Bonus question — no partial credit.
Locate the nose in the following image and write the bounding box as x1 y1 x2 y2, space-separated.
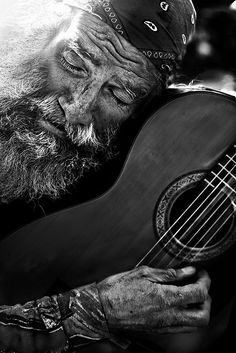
58 87 96 126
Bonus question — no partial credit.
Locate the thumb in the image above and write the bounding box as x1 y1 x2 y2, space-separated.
146 266 196 283
174 266 196 282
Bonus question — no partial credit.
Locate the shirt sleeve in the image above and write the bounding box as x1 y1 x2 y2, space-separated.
0 283 110 353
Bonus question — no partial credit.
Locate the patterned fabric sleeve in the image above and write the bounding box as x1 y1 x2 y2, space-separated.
60 283 110 348
0 283 111 353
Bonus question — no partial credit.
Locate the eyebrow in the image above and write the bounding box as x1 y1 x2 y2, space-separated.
68 41 101 67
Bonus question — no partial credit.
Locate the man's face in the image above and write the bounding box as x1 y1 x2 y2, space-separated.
0 0 161 202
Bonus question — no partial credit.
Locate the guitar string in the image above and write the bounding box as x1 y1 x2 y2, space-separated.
152 164 236 267
136 151 236 267
211 171 235 193
181 163 236 263
148 177 232 267
136 159 235 267
167 179 231 249
188 208 235 262
147 173 235 268
135 171 229 267
166 190 234 267
163 166 236 267
165 163 236 267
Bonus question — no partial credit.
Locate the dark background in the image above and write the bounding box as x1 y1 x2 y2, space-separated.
181 0 236 80
194 0 232 9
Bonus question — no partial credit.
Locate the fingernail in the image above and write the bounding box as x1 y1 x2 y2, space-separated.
181 266 195 274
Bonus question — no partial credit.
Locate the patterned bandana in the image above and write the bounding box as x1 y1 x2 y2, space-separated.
63 0 196 74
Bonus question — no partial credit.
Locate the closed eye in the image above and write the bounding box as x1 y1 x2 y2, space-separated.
59 49 87 76
111 87 136 106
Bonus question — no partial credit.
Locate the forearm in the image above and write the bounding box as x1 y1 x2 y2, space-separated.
0 283 109 353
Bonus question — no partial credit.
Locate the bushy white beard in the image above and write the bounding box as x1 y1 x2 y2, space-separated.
0 1 121 203
0 92 118 203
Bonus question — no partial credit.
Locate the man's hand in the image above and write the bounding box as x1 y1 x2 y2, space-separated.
97 266 211 335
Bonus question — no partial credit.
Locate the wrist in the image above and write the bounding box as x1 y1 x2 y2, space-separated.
58 283 110 341
97 280 123 333
97 281 131 349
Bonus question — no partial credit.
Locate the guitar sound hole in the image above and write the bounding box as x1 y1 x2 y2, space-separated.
169 185 234 249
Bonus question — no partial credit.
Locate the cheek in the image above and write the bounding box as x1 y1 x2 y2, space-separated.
95 97 134 129
47 60 72 91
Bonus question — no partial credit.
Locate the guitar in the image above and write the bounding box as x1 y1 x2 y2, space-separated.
0 90 236 352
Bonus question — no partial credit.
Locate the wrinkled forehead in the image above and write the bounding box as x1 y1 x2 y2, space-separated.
0 0 160 90
63 8 158 73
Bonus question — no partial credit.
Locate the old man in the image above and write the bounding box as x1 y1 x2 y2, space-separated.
0 1 211 352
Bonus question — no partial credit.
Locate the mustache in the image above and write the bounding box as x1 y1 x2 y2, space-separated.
65 121 119 150
65 122 102 148
0 93 119 156
33 95 119 150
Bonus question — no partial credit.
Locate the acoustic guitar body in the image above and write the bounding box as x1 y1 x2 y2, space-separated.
1 91 236 352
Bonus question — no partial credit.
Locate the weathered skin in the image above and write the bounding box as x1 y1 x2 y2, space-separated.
98 266 211 334
0 0 160 135
46 10 160 132
0 0 162 201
